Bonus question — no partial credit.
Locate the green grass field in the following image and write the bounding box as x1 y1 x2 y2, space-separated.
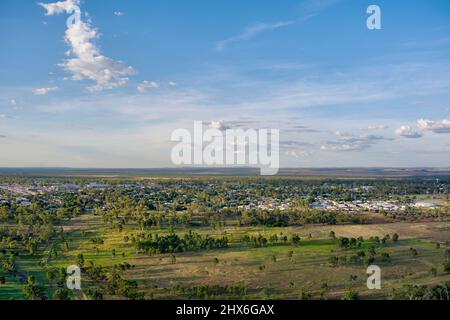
2 213 449 300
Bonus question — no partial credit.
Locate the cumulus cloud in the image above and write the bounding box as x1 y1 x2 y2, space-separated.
417 118 450 134
208 120 230 131
137 81 160 93
215 21 294 51
168 81 178 87
321 133 390 152
114 11 124 16
39 0 135 92
10 99 17 106
208 120 231 131
39 0 79 15
33 86 59 95
395 125 423 138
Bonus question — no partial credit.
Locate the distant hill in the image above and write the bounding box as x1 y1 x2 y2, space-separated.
0 167 449 178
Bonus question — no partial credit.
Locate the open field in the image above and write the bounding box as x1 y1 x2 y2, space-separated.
2 214 449 300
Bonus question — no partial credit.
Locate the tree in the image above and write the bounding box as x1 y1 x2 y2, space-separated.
329 231 336 240
86 289 103 300
392 233 399 242
365 256 375 266
0 206 9 222
381 252 391 262
300 291 312 300
443 260 450 273
328 256 339 267
319 282 329 300
291 234 301 245
287 251 294 260
53 288 71 300
77 253 85 267
429 267 438 277
342 287 359 300
23 276 47 300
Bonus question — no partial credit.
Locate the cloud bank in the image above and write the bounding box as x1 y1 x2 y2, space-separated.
417 118 450 134
321 133 390 152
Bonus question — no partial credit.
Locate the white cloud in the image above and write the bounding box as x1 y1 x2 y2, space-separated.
169 81 178 87
0 114 7 119
33 86 59 95
366 124 388 130
417 118 450 134
39 0 79 15
335 131 352 137
395 125 423 138
285 150 313 159
137 81 160 93
215 21 294 51
321 143 356 152
10 99 17 106
321 132 390 152
208 120 230 131
114 11 124 17
39 0 135 92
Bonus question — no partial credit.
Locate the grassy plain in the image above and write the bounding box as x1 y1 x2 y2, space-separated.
2 212 449 300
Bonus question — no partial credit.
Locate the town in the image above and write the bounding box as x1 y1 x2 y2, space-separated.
0 179 446 214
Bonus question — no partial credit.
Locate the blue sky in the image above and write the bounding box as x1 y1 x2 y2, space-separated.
0 0 449 167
